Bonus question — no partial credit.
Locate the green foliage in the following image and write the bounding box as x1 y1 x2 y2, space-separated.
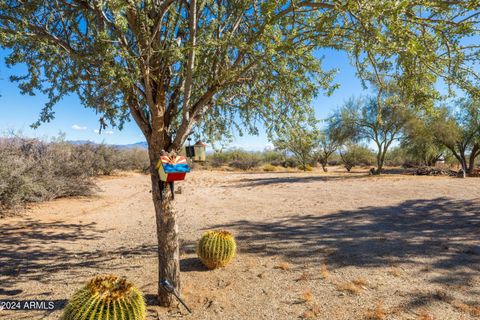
197 230 237 269
271 116 320 171
317 124 346 172
262 164 278 172
339 144 375 172
430 98 480 175
331 86 412 173
402 113 445 166
1 1 477 152
384 147 408 167
63 275 146 320
206 149 288 170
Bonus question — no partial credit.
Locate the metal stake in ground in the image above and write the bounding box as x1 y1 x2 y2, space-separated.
160 279 192 313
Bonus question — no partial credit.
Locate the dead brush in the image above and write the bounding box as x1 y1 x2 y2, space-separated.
274 262 291 271
352 277 368 287
296 272 311 282
320 263 329 279
388 267 402 277
302 303 321 319
418 310 435 320
452 301 480 317
337 277 369 294
364 303 387 320
337 282 362 294
301 290 314 303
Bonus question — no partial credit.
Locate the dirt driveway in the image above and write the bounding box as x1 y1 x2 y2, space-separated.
0 170 479 319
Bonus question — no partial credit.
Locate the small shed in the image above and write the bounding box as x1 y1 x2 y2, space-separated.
193 141 207 162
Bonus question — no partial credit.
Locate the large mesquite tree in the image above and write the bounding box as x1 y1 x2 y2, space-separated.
1 0 478 306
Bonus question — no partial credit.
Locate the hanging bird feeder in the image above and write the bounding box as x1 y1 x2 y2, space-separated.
156 154 191 182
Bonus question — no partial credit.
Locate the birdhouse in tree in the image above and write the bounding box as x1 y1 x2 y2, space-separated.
156 155 190 182
193 141 207 162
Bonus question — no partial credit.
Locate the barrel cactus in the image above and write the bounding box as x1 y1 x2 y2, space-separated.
197 230 237 269
62 275 146 320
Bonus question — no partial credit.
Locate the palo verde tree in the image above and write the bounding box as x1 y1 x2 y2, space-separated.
331 93 412 174
431 99 480 177
402 112 446 166
271 114 320 171
317 118 349 172
1 1 479 306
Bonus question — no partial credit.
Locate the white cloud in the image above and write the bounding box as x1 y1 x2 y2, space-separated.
72 124 87 131
93 129 114 135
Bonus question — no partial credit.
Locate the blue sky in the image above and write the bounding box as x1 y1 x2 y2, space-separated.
0 48 364 150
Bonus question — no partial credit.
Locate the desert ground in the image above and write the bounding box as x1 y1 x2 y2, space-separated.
0 168 479 320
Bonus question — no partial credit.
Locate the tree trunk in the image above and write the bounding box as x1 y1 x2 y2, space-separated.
468 145 478 176
149 150 180 307
321 162 328 172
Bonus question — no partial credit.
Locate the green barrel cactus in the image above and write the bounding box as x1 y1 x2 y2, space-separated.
197 230 237 269
62 275 146 320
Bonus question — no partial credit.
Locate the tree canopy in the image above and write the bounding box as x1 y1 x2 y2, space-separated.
1 1 479 151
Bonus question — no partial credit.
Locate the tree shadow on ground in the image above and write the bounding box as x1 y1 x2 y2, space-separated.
0 218 155 294
231 173 368 187
212 197 480 293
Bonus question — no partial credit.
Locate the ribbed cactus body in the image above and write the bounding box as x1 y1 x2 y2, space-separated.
62 275 146 320
197 230 237 269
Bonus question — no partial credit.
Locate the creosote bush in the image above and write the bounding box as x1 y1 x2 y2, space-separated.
0 136 149 214
63 275 146 320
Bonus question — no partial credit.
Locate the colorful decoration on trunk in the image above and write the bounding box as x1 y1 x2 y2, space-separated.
156 155 190 182
62 274 146 320
197 230 237 269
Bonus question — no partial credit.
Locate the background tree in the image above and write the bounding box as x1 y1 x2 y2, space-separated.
402 113 445 166
317 119 350 172
331 91 412 174
431 99 480 177
1 0 479 306
339 143 375 172
271 116 320 171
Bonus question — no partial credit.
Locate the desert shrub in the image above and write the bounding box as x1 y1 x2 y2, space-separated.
340 144 375 172
0 136 150 213
229 153 262 170
262 149 285 165
0 138 96 213
208 152 232 167
263 164 278 172
298 164 313 171
385 147 408 167
207 149 262 170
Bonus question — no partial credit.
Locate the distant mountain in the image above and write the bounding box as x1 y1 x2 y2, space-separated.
115 141 148 150
67 140 148 150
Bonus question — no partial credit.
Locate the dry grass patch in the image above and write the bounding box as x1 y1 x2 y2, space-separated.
364 303 387 320
418 310 435 320
337 276 369 294
337 282 363 294
302 304 321 319
320 263 329 279
301 290 314 303
274 262 291 271
296 272 311 282
388 267 402 277
452 301 480 317
352 277 368 287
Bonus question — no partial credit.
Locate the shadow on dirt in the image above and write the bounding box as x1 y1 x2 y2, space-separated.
0 218 157 294
212 197 480 293
232 173 368 187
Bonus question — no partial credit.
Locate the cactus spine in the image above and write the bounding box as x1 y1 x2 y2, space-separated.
197 230 237 269
62 275 146 320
